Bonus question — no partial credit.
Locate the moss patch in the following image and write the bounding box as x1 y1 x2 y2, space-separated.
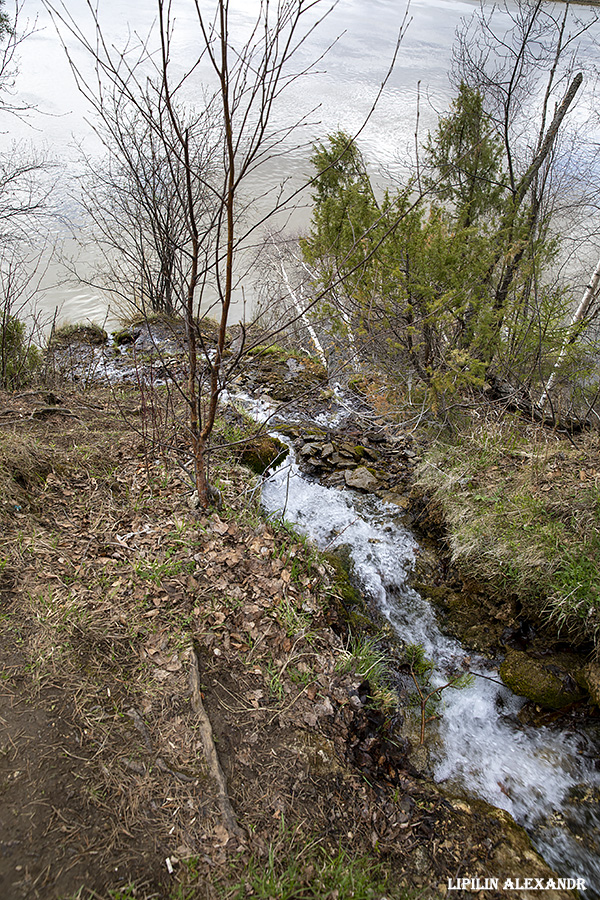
49 323 108 347
500 649 586 709
238 434 288 474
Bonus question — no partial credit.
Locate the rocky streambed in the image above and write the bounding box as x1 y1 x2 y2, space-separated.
237 386 600 895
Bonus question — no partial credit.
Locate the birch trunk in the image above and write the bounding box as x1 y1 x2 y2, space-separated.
537 255 600 411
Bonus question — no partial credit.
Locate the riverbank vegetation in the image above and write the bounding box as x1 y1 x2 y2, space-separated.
285 0 600 655
415 407 600 649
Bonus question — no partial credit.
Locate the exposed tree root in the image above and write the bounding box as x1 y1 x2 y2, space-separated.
189 645 245 840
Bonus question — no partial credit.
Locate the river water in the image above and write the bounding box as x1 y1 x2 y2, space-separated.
259 437 600 892
7 0 595 329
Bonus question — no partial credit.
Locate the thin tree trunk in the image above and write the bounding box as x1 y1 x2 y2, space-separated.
537 255 600 411
479 72 583 367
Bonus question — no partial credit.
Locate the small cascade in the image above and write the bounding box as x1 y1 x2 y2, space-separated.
261 446 600 894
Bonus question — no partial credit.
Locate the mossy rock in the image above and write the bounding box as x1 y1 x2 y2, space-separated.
239 435 288 474
323 548 361 604
413 582 455 607
500 649 586 709
322 546 374 632
50 323 108 348
112 327 140 346
273 423 301 440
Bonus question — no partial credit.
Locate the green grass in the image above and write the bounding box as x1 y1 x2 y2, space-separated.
416 415 600 647
335 635 392 697
215 823 405 900
99 829 411 900
49 321 108 346
224 845 386 900
549 532 600 643
133 556 194 584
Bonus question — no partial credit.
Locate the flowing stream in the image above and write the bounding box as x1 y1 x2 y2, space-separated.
260 441 600 892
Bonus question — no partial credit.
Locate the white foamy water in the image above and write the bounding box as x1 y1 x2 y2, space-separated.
261 448 600 892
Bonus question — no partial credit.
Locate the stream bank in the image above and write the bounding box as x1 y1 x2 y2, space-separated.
273 412 600 715
0 381 579 900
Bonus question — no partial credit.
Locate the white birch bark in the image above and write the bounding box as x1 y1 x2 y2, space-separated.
537 256 600 411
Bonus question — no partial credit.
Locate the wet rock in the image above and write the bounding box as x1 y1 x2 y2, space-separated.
323 547 366 614
331 453 356 468
344 467 380 492
299 442 323 458
500 650 586 709
582 661 600 707
273 423 301 440
239 435 288 474
435 791 580 898
381 490 410 509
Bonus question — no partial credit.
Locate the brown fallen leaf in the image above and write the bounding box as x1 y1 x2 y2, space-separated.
211 516 229 536
212 823 231 846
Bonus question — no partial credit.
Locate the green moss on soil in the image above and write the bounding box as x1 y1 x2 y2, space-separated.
499 649 586 709
50 323 108 347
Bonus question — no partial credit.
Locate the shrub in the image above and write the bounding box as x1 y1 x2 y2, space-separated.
0 314 40 389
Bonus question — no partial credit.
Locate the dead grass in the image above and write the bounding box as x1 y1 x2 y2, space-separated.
416 407 600 648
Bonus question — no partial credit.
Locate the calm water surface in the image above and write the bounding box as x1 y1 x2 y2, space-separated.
5 0 475 326
4 0 596 326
